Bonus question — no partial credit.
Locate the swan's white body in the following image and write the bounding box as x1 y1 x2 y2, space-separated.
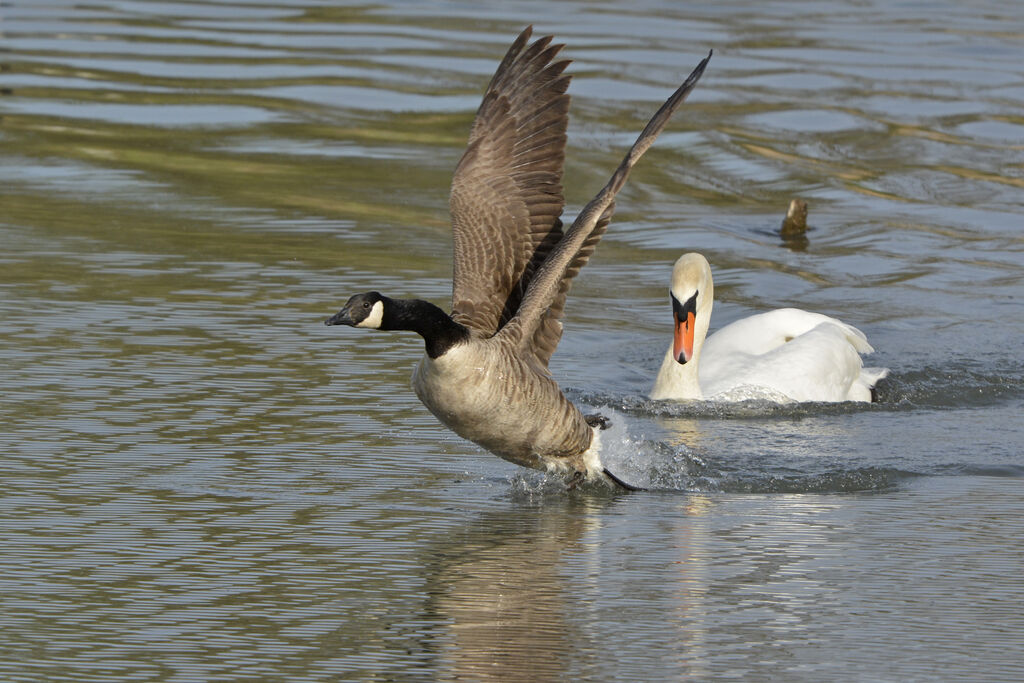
650 254 888 403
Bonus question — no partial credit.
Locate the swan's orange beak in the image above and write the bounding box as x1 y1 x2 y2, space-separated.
673 310 695 364
671 291 698 364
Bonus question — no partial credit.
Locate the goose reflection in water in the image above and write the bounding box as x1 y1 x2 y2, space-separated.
416 494 721 679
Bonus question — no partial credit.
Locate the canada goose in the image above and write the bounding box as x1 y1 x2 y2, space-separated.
650 253 888 403
326 27 711 486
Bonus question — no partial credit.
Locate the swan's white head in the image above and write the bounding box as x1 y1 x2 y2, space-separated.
668 253 714 364
325 291 385 329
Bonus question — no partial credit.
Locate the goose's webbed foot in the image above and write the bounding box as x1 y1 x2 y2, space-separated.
584 413 611 430
565 470 586 491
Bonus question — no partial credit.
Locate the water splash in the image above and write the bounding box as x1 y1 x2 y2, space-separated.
563 355 1024 494
591 412 915 494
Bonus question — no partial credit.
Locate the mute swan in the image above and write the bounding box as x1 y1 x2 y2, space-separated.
650 253 888 403
326 28 711 485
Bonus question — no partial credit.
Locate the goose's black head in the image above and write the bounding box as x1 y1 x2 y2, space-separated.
324 292 469 358
326 291 385 329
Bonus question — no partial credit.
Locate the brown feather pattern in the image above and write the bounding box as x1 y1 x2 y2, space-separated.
449 26 571 346
450 27 710 376
502 48 711 355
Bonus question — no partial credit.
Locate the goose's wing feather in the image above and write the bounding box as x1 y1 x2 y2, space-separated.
449 27 571 338
701 310 877 402
502 51 712 364
525 203 614 374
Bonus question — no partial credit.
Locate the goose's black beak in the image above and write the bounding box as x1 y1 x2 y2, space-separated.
325 305 354 326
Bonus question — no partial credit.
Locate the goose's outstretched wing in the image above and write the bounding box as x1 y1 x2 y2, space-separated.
449 26 572 338
503 51 712 362
525 203 614 374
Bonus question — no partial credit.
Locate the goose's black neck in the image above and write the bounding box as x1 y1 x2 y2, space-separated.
382 297 470 359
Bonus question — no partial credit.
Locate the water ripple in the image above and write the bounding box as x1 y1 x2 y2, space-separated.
2 2 1024 681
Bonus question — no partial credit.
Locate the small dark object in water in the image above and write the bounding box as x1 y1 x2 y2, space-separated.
780 198 808 237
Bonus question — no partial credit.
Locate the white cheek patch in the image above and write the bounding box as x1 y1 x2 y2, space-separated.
356 300 384 329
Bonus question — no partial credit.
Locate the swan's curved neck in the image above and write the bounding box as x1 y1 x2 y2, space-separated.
381 297 470 359
651 345 704 400
651 290 711 400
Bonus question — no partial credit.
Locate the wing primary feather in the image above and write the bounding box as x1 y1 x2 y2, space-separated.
476 26 534 108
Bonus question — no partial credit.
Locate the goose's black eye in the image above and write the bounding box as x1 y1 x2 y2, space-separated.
363 302 370 309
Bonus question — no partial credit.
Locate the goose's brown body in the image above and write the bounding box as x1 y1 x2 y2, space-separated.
413 337 593 472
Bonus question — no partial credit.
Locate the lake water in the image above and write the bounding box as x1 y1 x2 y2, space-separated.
2 1 1023 680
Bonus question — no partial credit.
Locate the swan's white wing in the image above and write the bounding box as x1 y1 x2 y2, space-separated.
703 308 872 359
701 319 875 402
